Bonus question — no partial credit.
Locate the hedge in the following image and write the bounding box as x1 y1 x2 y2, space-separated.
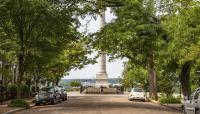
8 99 30 109
160 97 181 104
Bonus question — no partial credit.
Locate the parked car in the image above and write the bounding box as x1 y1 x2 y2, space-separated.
128 88 146 102
183 87 200 114
58 86 68 101
35 86 62 105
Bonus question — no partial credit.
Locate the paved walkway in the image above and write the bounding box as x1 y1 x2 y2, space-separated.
13 92 180 114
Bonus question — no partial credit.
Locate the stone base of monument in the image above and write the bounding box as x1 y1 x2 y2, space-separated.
82 88 123 94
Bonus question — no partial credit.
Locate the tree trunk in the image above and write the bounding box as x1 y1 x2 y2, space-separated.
147 55 158 100
55 78 60 86
179 61 192 98
16 0 25 99
17 54 24 99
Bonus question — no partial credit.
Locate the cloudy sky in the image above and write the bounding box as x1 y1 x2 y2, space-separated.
63 8 127 79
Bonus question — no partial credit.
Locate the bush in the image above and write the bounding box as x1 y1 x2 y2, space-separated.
70 81 81 87
0 96 3 103
8 84 17 99
160 97 181 104
8 99 30 109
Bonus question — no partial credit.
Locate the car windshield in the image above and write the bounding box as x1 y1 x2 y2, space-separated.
133 88 143 92
39 87 53 93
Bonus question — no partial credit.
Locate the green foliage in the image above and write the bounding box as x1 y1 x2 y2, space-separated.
0 0 94 98
93 0 167 100
7 84 17 93
8 99 30 108
93 0 166 62
122 62 148 91
160 1 200 96
70 81 81 87
159 97 181 104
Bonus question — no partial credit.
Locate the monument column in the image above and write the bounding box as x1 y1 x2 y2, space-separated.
96 10 109 88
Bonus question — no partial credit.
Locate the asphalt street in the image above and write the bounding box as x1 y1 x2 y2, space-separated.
15 93 181 114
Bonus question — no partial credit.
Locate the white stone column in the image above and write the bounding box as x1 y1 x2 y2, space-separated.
96 10 109 88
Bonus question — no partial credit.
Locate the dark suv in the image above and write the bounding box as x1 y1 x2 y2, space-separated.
183 87 200 114
35 86 61 105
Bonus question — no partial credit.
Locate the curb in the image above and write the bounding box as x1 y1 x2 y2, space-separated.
160 104 182 111
2 108 25 114
150 99 182 111
2 104 35 114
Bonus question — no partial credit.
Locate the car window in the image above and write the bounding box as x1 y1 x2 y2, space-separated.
40 87 53 93
132 88 143 92
194 90 200 99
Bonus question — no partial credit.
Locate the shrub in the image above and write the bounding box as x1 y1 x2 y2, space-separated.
8 99 30 109
160 97 181 104
0 96 3 103
70 81 81 87
8 84 17 99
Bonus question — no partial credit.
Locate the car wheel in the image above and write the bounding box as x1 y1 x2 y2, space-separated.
196 110 200 114
58 96 62 103
182 107 187 114
52 97 57 105
59 99 62 103
35 102 40 106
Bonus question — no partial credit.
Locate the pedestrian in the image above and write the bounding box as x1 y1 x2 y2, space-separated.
100 85 103 94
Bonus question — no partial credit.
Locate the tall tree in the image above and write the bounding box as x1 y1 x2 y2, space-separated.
0 0 81 98
161 0 200 97
93 0 167 100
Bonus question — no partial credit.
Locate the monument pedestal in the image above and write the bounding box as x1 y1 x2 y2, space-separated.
96 73 109 88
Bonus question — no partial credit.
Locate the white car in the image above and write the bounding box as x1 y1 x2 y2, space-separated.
128 88 146 101
182 87 200 114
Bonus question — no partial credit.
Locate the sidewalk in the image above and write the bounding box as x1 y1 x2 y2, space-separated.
150 99 182 111
0 98 35 114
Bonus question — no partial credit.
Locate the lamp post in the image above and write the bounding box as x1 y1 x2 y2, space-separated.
13 64 16 83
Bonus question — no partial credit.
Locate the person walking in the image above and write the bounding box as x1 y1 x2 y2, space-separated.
100 85 103 94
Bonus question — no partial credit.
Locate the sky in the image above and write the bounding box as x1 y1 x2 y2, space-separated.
63 8 127 79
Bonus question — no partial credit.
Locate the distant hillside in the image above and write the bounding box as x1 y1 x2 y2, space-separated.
59 78 122 86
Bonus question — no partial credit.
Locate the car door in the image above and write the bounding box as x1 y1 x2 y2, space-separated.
185 89 200 114
191 90 200 114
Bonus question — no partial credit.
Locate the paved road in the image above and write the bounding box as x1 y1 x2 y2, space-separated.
15 94 181 114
